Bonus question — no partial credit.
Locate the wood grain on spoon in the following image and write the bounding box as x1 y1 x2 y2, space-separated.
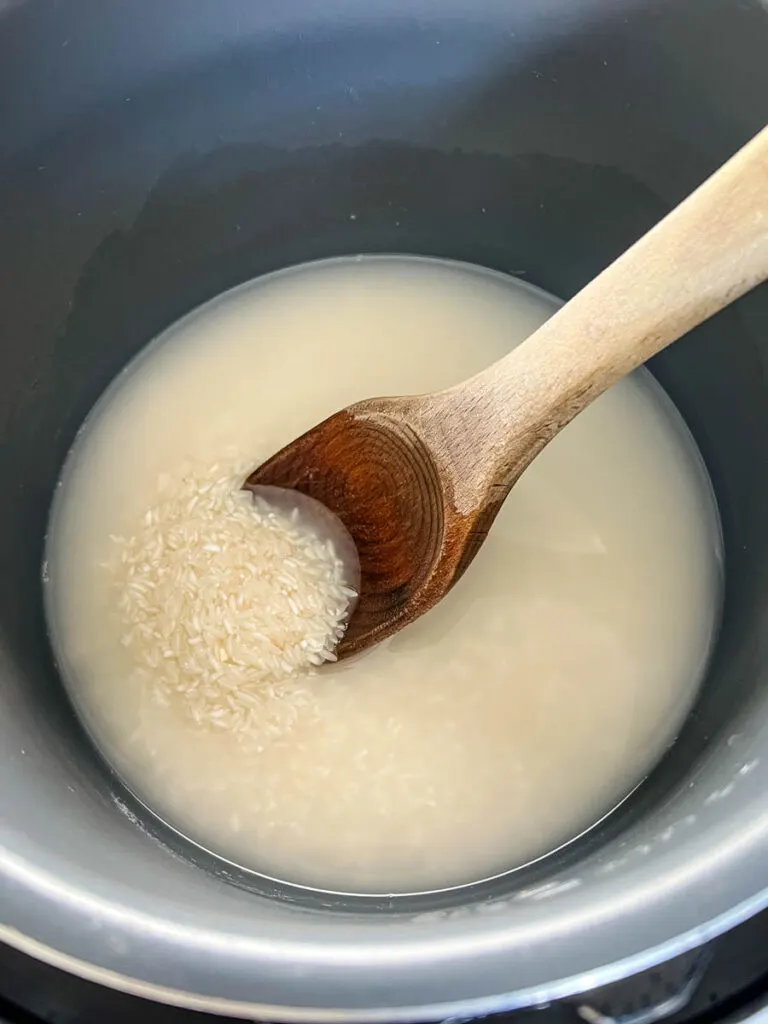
245 125 768 658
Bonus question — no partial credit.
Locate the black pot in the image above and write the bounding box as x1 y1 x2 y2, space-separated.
1 1 768 1019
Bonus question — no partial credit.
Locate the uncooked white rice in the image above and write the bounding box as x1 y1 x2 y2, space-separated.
102 459 355 733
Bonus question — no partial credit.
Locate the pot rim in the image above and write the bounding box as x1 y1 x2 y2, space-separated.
3 888 768 1022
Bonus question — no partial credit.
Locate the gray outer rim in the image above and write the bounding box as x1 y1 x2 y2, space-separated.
2 772 768 1022
2 890 768 1022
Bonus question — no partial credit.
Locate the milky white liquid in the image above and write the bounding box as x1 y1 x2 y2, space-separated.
46 256 722 895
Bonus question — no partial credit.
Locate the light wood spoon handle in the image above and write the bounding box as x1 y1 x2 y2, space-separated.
434 125 768 505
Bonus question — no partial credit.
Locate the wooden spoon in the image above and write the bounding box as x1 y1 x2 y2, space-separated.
245 126 768 659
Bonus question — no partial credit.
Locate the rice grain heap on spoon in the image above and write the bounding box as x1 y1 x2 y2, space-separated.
104 460 355 733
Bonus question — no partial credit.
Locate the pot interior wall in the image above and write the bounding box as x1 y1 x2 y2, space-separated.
1 0 768 1018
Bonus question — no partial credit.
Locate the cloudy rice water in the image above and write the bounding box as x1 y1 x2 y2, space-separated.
46 256 722 894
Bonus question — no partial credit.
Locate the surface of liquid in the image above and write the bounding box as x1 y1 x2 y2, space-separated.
46 256 722 895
